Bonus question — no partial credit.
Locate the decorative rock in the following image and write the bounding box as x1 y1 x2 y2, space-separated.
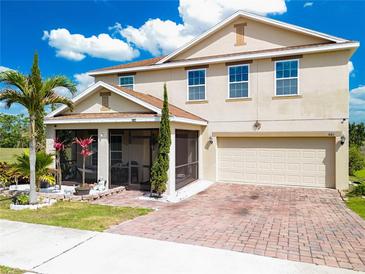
10 199 57 210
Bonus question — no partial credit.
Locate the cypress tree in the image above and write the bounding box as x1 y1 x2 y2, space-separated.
150 83 171 196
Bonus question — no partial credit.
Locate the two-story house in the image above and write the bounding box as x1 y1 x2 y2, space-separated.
45 11 359 197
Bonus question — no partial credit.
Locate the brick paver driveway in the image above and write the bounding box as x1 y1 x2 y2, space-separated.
107 183 365 271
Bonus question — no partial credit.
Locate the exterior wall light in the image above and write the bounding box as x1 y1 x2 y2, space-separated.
254 120 261 130
209 136 213 144
340 135 346 145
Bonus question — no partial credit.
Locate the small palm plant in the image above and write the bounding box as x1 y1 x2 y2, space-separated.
74 137 94 188
0 53 76 204
13 151 55 191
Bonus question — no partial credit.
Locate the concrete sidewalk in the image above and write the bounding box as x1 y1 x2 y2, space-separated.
0 220 362 274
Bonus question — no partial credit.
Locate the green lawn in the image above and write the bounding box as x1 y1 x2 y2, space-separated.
0 148 28 164
347 197 365 219
0 265 23 274
354 169 365 181
0 196 152 231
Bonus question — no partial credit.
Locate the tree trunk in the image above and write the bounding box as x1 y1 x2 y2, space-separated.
29 116 37 204
82 156 85 187
57 152 62 191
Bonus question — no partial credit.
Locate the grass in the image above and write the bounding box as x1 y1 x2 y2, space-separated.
354 169 365 181
347 197 365 220
0 265 23 274
0 196 152 231
0 148 28 164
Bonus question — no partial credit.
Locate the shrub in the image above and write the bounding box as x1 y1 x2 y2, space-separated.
0 162 26 188
349 146 365 176
12 193 30 205
348 183 365 197
12 151 55 190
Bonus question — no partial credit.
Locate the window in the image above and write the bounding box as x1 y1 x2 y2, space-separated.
187 69 206 101
275 60 299 96
228 65 249 98
119 75 134 90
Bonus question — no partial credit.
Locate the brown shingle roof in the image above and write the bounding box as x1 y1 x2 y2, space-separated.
90 56 165 72
89 42 352 74
110 84 206 122
48 84 206 123
47 112 157 120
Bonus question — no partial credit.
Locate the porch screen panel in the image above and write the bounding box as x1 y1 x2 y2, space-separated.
175 130 199 190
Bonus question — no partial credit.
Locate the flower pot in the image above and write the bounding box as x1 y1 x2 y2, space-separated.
40 181 51 189
74 186 91 196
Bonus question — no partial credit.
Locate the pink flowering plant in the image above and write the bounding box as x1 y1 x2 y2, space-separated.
74 137 94 187
53 138 65 190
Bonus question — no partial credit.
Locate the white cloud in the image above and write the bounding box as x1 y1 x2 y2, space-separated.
54 73 94 97
349 61 355 77
0 66 12 72
117 20 194 56
179 0 287 34
42 28 139 62
350 86 365 122
303 2 313 8
74 73 94 93
115 0 287 56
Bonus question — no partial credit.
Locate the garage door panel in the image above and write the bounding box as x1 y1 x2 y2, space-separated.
217 137 335 188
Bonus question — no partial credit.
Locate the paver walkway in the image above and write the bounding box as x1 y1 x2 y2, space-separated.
107 183 365 272
94 189 168 209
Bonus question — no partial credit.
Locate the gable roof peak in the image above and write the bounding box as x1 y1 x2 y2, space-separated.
156 10 348 65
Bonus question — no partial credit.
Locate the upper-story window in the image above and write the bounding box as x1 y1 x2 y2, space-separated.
187 69 206 101
228 65 249 98
275 60 299 96
119 75 134 90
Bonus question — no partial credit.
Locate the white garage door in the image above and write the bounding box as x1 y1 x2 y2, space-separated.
217 137 335 188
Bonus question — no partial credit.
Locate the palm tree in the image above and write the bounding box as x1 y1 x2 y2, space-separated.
0 53 76 204
13 151 56 190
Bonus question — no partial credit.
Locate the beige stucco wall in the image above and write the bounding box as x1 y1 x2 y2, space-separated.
96 50 350 122
171 17 328 61
93 49 351 189
64 87 150 114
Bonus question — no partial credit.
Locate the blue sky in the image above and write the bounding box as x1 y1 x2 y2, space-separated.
1 0 364 121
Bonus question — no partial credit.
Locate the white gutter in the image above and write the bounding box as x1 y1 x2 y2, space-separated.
44 116 208 126
88 42 359 76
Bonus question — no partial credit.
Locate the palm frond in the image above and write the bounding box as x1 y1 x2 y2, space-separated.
42 76 77 97
42 92 74 111
0 70 29 95
13 151 54 182
0 89 29 109
39 174 55 185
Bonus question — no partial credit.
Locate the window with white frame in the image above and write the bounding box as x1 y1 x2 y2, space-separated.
275 60 299 96
228 65 249 98
119 75 134 90
187 69 206 101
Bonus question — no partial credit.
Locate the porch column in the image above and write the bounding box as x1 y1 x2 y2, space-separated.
167 126 176 197
97 126 109 189
45 125 56 168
